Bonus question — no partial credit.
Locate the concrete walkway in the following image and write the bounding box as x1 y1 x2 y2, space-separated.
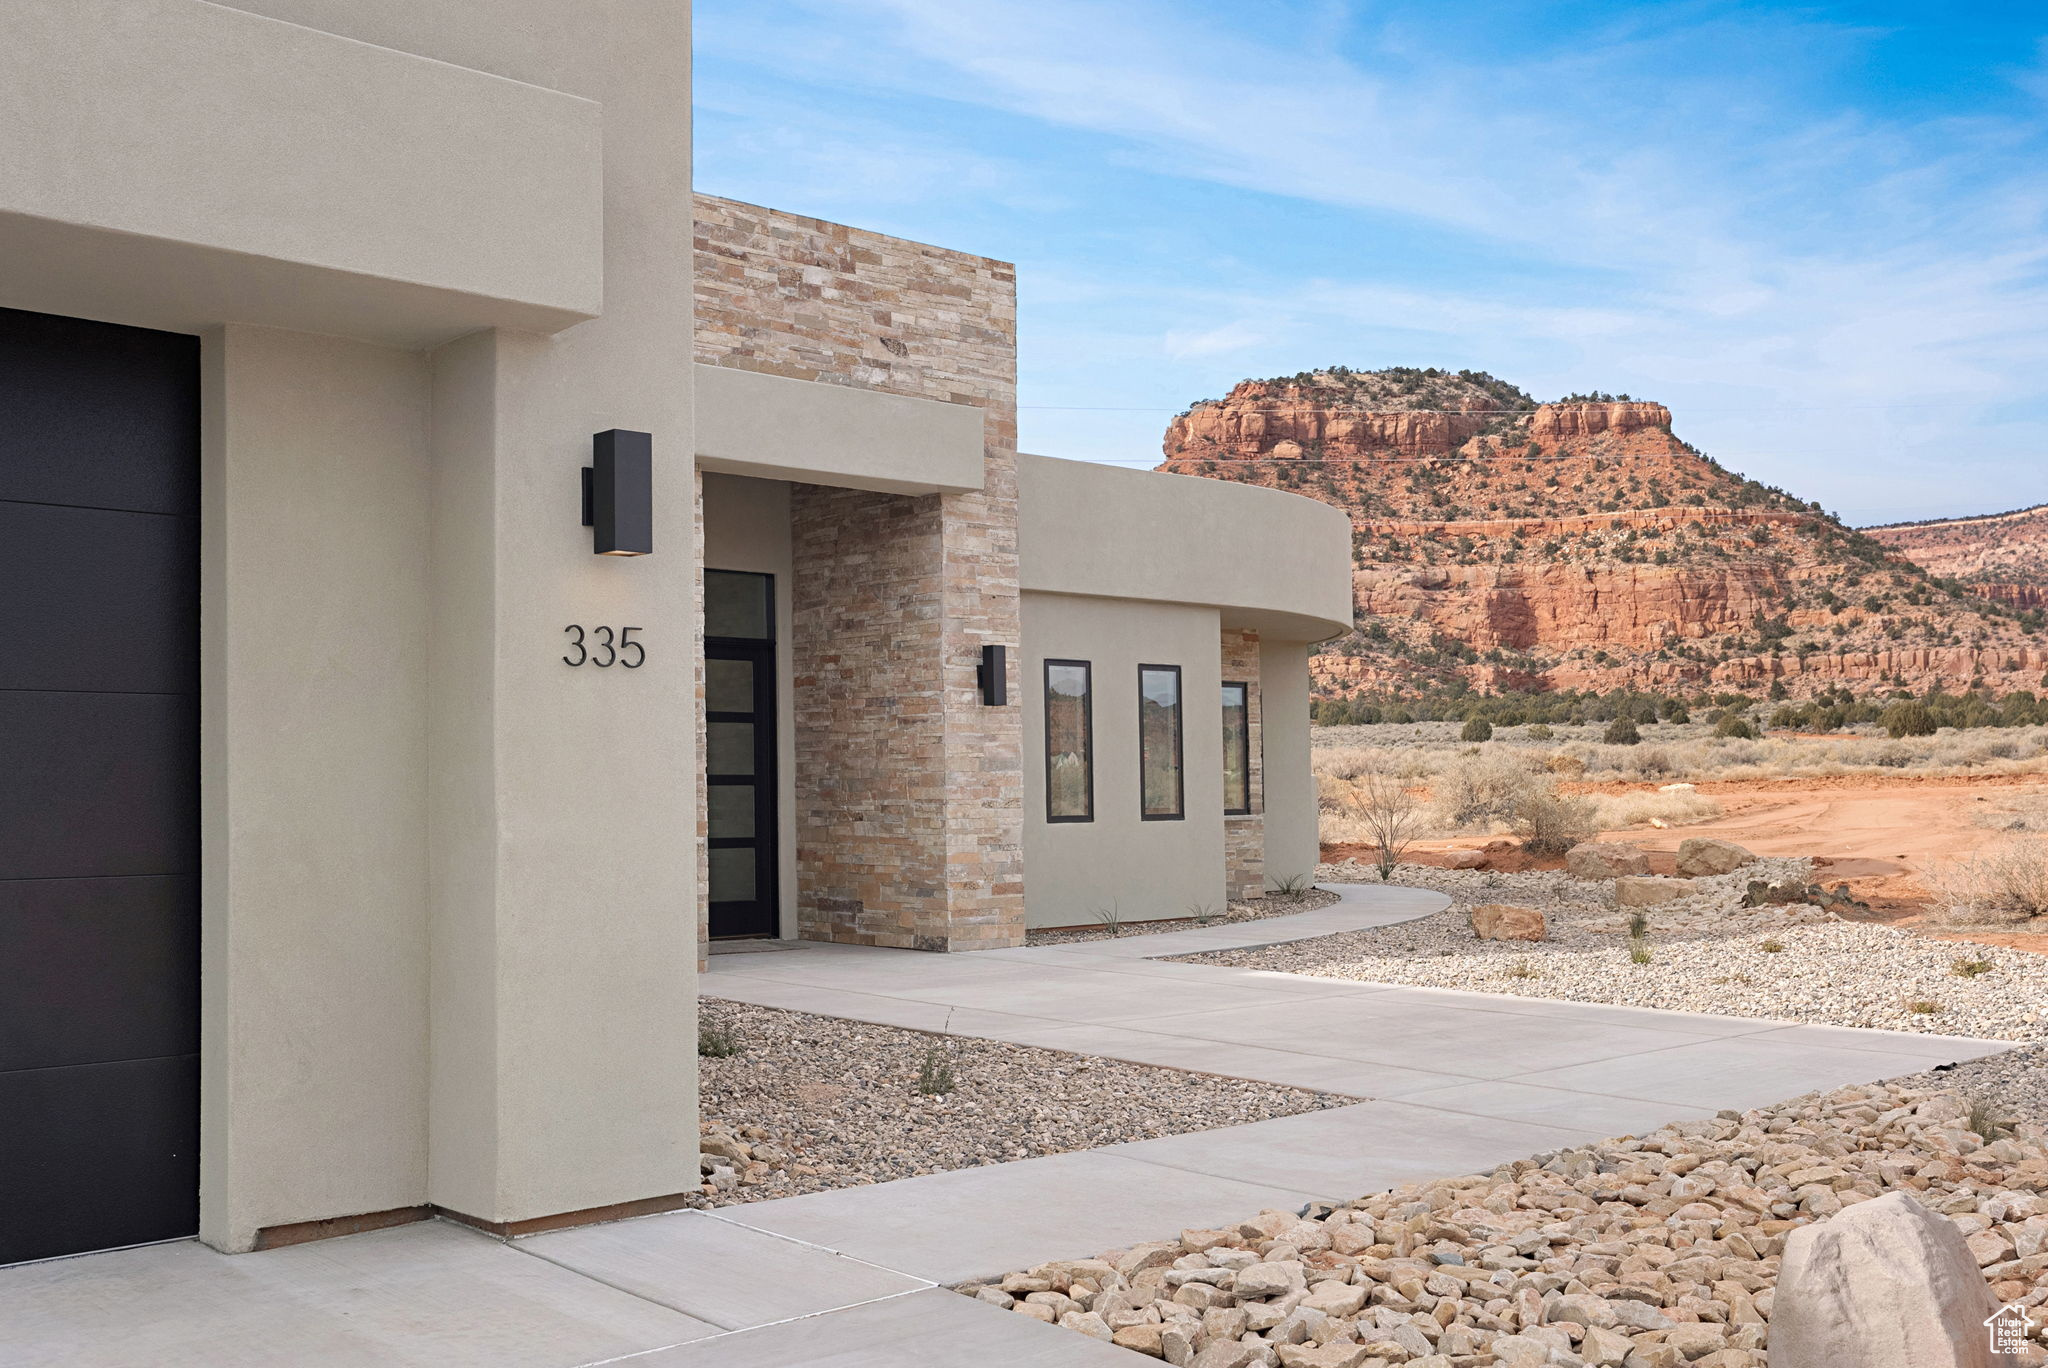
0 885 2012 1366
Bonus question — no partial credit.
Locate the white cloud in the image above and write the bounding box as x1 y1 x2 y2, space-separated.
697 0 2048 520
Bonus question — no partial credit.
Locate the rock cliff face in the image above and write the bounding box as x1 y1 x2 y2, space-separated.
1866 505 2048 612
1159 368 2046 699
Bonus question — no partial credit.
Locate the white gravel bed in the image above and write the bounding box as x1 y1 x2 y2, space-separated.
689 1001 1353 1207
1029 888 1340 946
1175 861 2048 1040
963 1081 2048 1365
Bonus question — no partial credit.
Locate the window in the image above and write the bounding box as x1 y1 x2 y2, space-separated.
1044 660 1093 822
1222 682 1251 814
704 568 772 640
1138 665 1183 820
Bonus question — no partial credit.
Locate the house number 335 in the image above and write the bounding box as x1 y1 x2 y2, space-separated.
563 625 645 668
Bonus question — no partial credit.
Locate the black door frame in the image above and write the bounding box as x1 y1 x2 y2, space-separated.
705 632 779 939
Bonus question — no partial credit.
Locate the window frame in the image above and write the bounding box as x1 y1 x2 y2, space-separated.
1042 658 1095 824
1221 680 1252 815
1137 663 1185 822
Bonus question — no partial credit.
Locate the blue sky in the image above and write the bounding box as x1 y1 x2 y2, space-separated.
693 1 2048 524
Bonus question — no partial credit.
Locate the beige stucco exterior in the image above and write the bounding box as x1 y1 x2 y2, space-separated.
1016 453 1355 643
1020 594 1228 926
695 364 987 496
2 0 699 1252
0 0 602 348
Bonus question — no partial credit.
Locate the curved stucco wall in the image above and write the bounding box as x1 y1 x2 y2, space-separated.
1016 453 1353 643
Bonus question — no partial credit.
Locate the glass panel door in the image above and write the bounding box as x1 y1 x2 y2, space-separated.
705 571 777 938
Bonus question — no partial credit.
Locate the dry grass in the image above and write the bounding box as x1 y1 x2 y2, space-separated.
1315 720 2048 786
1316 739 1722 847
1930 837 2048 927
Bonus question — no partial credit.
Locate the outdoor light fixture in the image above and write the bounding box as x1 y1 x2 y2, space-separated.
582 429 653 555
978 644 1008 706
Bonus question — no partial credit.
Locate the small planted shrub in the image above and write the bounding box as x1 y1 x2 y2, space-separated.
1187 902 1223 927
1090 903 1124 937
1271 872 1313 897
916 1041 956 1096
1628 935 1653 965
1905 999 1943 1015
1603 716 1642 746
1759 938 1785 953
1505 959 1538 979
698 1015 744 1058
1627 909 1650 939
1951 957 1995 978
1460 716 1494 742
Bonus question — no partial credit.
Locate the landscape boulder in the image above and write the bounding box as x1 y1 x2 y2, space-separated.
1565 842 1651 880
1676 837 1758 877
1770 1189 2021 1368
1440 848 1487 869
1470 903 1546 941
1613 875 1694 907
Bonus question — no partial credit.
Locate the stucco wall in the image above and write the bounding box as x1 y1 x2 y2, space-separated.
1021 593 1225 928
137 0 696 1246
0 0 601 347
1016 453 1353 643
200 326 432 1247
1260 639 1320 889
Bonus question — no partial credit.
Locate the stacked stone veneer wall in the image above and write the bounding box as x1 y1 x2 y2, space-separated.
1221 628 1264 901
694 194 1024 951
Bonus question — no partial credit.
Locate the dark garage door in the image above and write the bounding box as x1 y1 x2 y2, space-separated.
0 306 200 1264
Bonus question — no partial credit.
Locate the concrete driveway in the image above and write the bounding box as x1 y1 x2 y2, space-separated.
0 884 2010 1366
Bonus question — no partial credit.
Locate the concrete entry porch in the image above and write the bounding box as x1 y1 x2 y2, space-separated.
0 884 2011 1365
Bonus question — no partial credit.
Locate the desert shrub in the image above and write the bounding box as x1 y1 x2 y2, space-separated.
1714 714 1756 739
1882 700 1938 738
1460 716 1494 742
1513 787 1600 855
1587 788 1722 830
1626 746 1674 778
1932 839 2048 925
1432 750 1548 828
1354 767 1425 880
1543 750 1588 778
1525 723 1554 740
1603 717 1641 746
699 1015 744 1058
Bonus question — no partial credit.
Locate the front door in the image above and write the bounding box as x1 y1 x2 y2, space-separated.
705 570 778 939
0 305 200 1264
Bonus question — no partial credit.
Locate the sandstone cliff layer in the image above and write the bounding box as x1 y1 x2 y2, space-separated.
1159 369 2044 700
1866 505 2048 612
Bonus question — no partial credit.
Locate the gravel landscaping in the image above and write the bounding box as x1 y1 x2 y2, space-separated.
963 1081 2048 1365
1176 861 2048 1040
1028 888 1342 946
690 1001 1354 1206
1898 1043 2048 1132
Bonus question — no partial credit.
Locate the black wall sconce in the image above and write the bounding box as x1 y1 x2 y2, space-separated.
582 429 653 556
978 644 1008 706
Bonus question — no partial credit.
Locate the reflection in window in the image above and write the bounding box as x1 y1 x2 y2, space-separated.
1139 665 1183 820
705 569 772 640
1044 661 1093 822
1222 682 1251 814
